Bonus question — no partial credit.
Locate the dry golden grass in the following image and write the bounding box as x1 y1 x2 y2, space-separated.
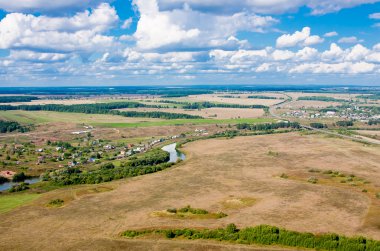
0 133 379 250
176 94 282 106
118 107 264 119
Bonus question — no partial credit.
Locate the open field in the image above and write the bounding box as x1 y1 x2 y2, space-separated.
282 100 341 109
0 193 40 214
94 118 272 128
285 92 359 100
0 110 163 124
118 107 265 119
1 132 379 250
173 94 283 106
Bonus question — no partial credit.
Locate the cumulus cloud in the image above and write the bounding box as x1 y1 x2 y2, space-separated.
0 0 111 13
324 31 338 37
276 27 324 48
133 0 278 51
157 0 380 15
121 18 133 29
0 3 118 54
369 12 380 19
338 36 364 44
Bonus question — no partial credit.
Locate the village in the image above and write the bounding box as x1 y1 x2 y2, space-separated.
282 105 380 123
0 127 209 183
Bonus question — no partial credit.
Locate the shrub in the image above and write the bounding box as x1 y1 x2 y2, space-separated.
167 208 177 213
226 223 238 234
9 182 29 192
0 176 8 184
12 172 30 182
307 177 318 184
280 173 288 179
48 199 64 207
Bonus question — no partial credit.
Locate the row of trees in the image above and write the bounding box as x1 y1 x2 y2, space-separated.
124 224 380 251
182 102 267 110
0 96 38 103
0 102 202 120
336 121 354 127
43 149 172 186
236 122 300 131
247 95 278 100
0 120 30 133
310 123 327 129
368 119 380 125
298 96 345 102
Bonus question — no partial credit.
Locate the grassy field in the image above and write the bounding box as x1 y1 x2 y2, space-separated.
0 132 379 250
94 118 273 128
0 110 163 125
0 193 40 214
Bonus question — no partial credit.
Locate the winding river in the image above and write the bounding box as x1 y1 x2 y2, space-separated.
161 143 186 163
0 177 41 192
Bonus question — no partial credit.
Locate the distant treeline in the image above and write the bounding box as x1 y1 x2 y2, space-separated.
336 121 354 127
183 102 267 110
44 149 172 185
247 95 279 100
0 96 39 103
368 119 380 125
236 122 300 130
219 95 240 98
297 96 345 102
157 100 267 109
310 123 327 129
0 120 30 133
0 102 202 120
123 224 380 251
357 94 380 100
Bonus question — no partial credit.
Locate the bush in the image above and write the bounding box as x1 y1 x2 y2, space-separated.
167 208 177 213
307 177 318 184
9 182 29 192
226 223 238 233
0 176 8 184
123 224 380 250
48 199 64 207
12 172 30 182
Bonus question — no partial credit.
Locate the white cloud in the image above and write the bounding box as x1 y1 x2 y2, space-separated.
324 31 338 37
0 3 118 53
345 44 370 61
296 47 318 60
157 0 380 15
272 49 295 60
276 27 323 48
0 0 110 13
338 36 364 44
289 62 375 74
369 12 380 19
9 50 72 62
133 0 278 51
121 18 133 29
321 43 344 61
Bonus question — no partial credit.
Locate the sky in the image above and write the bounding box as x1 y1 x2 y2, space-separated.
0 0 380 86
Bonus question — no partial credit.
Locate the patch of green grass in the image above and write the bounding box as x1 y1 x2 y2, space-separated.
94 118 273 128
47 199 64 207
0 193 40 214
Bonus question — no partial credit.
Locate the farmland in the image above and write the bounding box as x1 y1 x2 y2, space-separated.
0 86 379 250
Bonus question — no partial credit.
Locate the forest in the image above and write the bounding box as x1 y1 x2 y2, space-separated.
0 96 39 103
0 120 30 133
236 122 300 130
0 102 203 119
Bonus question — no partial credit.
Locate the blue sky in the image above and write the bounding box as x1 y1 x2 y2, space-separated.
0 0 379 86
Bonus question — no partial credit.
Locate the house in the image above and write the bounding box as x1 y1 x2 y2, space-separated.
0 170 16 179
